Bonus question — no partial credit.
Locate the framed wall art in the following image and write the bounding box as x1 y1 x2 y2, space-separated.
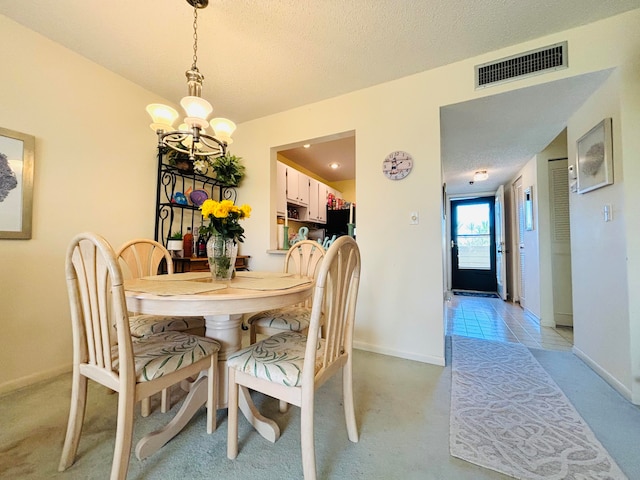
0 127 35 239
576 118 613 194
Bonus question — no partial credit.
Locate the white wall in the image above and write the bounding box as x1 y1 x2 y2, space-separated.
0 15 164 392
2 9 640 399
567 70 632 398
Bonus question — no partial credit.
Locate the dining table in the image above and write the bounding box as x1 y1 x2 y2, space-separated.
124 270 314 460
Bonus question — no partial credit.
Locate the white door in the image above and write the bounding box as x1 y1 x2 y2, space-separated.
513 177 525 308
549 159 573 326
494 185 507 300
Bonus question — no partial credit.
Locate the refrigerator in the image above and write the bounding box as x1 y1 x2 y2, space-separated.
325 207 355 238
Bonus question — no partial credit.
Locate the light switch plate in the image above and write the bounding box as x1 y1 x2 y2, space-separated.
410 211 419 225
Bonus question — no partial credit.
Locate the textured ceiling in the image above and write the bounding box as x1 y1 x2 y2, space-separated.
441 71 613 194
1 1 638 188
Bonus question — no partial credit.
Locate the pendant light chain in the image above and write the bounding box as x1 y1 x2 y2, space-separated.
191 5 199 71
146 0 235 159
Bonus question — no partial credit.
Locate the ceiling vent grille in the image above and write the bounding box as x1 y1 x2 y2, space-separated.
475 42 568 89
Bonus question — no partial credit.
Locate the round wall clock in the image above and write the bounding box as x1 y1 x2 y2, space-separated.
382 151 413 180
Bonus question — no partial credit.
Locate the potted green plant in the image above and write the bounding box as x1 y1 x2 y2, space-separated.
164 149 194 173
210 153 246 186
167 231 183 255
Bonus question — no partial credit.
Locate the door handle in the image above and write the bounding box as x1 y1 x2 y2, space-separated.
451 240 456 249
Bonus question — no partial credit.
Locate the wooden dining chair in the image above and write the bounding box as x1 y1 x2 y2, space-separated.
59 232 219 480
117 238 206 415
227 236 361 480
246 239 325 344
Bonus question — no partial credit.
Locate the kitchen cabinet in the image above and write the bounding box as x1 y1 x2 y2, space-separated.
286 166 309 206
307 178 329 223
276 161 339 226
317 182 328 223
277 161 286 215
307 178 320 222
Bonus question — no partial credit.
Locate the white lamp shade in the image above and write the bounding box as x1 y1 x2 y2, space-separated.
210 117 236 140
473 170 489 181
180 96 213 121
146 103 179 131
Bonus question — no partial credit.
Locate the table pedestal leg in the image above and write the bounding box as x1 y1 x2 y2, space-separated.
204 314 243 408
136 374 208 460
135 314 281 458
203 314 280 441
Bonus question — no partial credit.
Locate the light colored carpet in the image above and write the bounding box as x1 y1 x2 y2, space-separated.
3 342 640 479
450 335 627 480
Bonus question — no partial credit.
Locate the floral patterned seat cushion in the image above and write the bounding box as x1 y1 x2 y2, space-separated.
227 331 323 387
246 306 312 332
129 314 205 338
112 331 220 382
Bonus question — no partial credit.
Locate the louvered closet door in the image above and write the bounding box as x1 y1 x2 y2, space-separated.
549 158 573 327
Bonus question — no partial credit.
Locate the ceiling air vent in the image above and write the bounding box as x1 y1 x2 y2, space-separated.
475 41 568 89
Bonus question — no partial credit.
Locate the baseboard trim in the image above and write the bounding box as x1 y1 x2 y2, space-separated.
0 364 71 397
354 341 445 366
572 346 634 404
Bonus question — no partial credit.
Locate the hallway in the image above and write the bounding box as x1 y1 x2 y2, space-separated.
446 294 573 351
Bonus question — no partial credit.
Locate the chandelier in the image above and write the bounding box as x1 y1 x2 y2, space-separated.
146 0 235 161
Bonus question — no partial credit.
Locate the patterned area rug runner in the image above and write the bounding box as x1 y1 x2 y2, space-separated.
450 336 627 480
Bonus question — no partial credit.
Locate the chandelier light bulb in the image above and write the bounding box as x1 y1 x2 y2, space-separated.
146 104 179 131
181 96 213 121
210 118 237 141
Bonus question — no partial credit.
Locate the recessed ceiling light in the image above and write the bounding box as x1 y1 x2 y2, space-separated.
473 170 489 181
303 144 311 149
329 162 340 169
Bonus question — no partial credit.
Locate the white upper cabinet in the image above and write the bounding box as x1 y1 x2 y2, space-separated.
308 178 321 222
277 161 336 225
297 172 310 205
286 166 309 206
309 180 329 223
276 161 286 215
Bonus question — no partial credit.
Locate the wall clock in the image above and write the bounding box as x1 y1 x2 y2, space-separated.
382 151 413 180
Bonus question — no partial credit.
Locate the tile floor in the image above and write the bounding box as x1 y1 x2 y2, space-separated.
446 292 574 351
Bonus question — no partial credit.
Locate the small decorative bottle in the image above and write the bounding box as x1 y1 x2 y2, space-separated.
197 234 208 258
183 227 194 258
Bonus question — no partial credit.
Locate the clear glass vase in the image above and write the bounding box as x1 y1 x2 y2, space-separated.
206 234 238 282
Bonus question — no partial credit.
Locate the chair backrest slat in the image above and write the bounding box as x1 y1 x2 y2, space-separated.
284 240 325 308
302 236 360 380
117 239 174 280
66 233 135 384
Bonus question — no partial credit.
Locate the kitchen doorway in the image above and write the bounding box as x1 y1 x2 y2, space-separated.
451 197 497 293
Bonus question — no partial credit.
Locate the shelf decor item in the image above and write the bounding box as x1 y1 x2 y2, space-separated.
199 199 251 281
167 232 184 257
192 153 246 186
206 234 238 282
576 118 613 194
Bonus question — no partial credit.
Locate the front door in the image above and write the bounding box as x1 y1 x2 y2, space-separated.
494 185 507 300
451 197 497 292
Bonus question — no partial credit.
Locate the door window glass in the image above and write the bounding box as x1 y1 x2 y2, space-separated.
456 203 490 270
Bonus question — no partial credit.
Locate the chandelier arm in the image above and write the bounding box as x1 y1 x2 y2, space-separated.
198 134 227 153
159 129 226 158
147 0 237 151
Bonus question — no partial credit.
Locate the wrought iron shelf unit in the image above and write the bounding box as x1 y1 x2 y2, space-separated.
154 149 237 246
